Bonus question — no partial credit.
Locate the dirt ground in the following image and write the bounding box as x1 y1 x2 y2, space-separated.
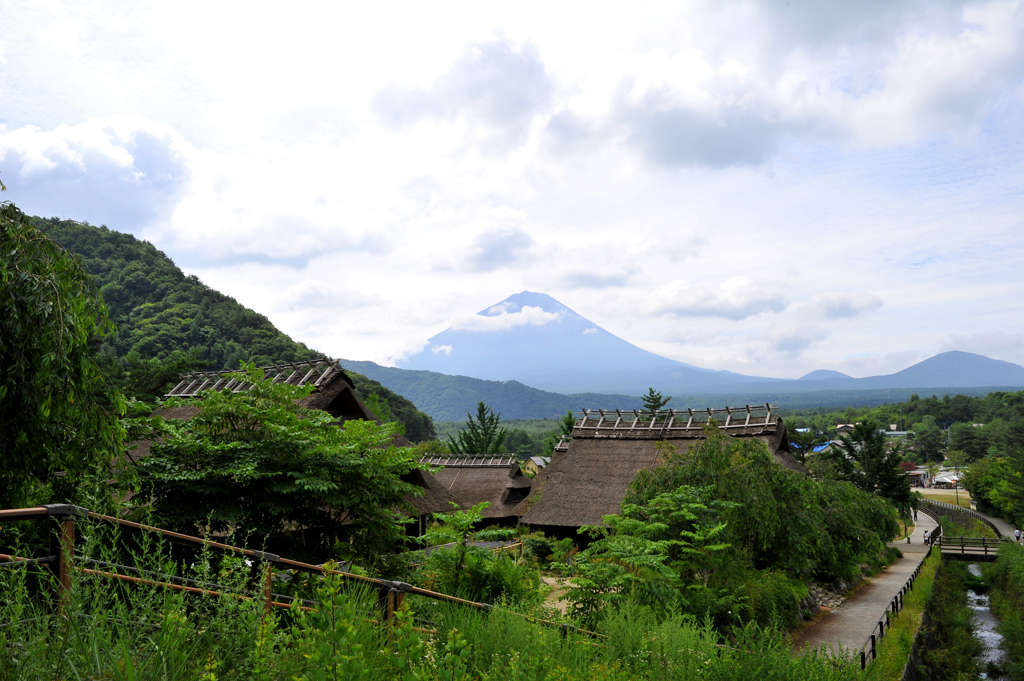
541 576 570 614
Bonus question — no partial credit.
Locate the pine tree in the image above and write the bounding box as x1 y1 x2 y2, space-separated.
641 387 672 413
448 401 508 456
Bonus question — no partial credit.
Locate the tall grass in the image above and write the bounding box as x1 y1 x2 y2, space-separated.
0 517 864 680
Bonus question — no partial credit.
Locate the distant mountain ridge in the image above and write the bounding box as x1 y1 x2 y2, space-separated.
341 359 1015 421
398 291 1024 396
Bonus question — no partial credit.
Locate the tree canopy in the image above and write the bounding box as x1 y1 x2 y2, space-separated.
0 190 125 507
824 421 915 516
126 364 428 559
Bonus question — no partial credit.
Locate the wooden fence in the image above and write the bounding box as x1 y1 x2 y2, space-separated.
0 504 599 640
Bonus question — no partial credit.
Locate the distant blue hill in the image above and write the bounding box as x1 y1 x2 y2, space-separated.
730 351 1024 394
340 359 1016 422
800 369 852 381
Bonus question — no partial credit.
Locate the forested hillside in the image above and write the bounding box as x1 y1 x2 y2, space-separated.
36 218 436 440
39 218 320 368
342 359 645 420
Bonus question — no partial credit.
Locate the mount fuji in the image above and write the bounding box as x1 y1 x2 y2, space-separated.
397 291 774 394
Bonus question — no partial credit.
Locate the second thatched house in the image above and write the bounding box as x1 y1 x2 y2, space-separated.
418 455 532 522
517 404 805 535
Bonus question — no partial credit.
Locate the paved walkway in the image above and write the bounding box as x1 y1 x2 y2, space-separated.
792 512 938 657
973 507 1019 539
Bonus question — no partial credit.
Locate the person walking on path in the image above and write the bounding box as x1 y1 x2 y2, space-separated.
1016 528 1021 543
923 530 930 545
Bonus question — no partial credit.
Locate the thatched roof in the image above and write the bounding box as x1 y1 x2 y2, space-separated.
401 468 464 516
422 456 532 519
518 405 806 531
126 361 451 515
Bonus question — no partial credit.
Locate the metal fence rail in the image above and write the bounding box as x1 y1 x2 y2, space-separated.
857 505 943 671
920 498 1003 538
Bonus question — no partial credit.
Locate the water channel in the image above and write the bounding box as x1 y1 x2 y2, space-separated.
967 563 1007 679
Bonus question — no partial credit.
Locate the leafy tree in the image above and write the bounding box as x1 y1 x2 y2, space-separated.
347 371 436 442
629 425 900 587
447 402 508 456
98 349 209 403
789 428 826 464
827 421 915 516
127 364 427 560
37 217 321 371
950 423 987 462
641 387 672 412
541 410 576 457
0 188 125 507
913 416 945 463
945 449 970 506
504 428 538 458
567 485 735 626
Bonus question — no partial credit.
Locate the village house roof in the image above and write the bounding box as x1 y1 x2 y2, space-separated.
128 358 457 518
518 404 805 531
419 455 531 519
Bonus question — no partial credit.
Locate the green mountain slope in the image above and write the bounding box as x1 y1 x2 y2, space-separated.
341 360 644 420
37 218 435 440
38 218 320 368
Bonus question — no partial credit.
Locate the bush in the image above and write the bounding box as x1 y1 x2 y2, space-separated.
418 548 541 605
742 570 806 629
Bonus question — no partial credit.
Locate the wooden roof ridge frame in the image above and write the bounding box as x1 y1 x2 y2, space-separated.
418 455 518 468
572 403 774 437
164 357 341 398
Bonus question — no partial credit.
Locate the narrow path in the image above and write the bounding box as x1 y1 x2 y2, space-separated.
971 507 1018 538
792 512 938 657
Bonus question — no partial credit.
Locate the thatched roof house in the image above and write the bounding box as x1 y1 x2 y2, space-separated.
419 455 532 520
128 359 459 522
517 404 805 534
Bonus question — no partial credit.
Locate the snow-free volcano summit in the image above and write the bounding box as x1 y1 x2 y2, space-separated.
397 292 769 395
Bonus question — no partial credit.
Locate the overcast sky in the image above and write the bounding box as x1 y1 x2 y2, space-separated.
2 0 1023 379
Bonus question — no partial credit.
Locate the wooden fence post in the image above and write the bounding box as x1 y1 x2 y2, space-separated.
45 505 85 615
251 551 280 617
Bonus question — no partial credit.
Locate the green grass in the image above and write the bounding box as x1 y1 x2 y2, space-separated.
862 550 939 681
0 517 866 681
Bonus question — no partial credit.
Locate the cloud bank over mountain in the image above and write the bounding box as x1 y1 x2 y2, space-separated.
1 0 1023 379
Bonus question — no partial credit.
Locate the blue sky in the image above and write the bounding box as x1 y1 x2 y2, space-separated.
2 0 1023 378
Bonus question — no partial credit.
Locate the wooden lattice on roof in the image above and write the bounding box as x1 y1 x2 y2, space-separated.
573 403 775 438
418 456 519 468
165 358 342 399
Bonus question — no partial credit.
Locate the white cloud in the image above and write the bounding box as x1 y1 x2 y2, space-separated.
1 1 1023 379
802 293 884 320
651 278 789 320
940 331 1024 366
0 116 193 230
765 323 829 358
583 327 598 335
431 344 453 356
283 279 380 312
450 305 560 332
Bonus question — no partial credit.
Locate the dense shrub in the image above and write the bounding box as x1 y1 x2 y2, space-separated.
988 542 1024 680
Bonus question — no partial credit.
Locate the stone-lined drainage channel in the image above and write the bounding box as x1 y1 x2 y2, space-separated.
967 563 1007 679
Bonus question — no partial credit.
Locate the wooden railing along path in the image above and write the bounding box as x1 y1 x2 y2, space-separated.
0 504 597 640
